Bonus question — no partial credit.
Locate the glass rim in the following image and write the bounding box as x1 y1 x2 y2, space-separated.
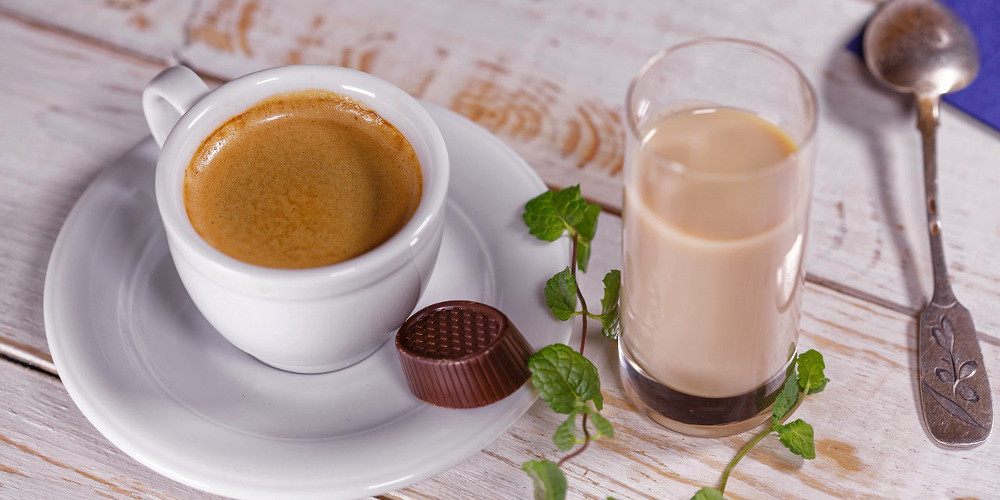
625 37 818 182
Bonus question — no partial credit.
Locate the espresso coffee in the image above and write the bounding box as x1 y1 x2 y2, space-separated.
184 90 422 269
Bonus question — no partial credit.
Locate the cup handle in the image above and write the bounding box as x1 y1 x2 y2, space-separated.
142 66 211 147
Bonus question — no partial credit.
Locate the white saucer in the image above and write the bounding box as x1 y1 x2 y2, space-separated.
44 103 571 499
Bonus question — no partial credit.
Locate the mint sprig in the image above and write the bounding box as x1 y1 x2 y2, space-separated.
691 487 726 500
522 460 567 500
544 269 578 321
705 349 830 498
523 185 600 272
596 270 621 340
522 186 833 499
797 349 830 394
521 186 620 500
775 419 816 459
528 344 602 414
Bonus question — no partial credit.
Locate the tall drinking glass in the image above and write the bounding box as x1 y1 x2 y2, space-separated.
620 39 817 437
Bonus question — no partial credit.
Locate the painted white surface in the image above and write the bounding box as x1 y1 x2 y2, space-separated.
1 0 1000 498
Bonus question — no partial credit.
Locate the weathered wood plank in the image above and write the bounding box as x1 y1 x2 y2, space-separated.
0 0 193 62
0 11 169 360
0 1 998 497
0 361 229 499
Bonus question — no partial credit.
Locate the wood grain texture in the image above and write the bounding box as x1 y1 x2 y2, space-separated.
0 0 193 62
0 360 230 499
3 0 999 348
0 11 168 361
0 0 999 498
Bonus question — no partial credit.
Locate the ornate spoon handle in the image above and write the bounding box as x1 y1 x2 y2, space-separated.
916 94 992 447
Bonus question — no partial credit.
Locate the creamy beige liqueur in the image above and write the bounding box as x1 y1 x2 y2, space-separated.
622 107 808 397
185 90 422 269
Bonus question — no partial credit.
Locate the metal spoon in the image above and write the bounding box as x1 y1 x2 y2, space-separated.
864 0 992 447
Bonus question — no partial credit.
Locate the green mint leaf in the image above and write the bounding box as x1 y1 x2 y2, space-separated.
576 238 593 273
691 487 727 500
527 344 603 413
550 185 590 232
598 270 621 340
796 349 829 394
553 413 579 451
771 371 800 427
544 268 578 321
574 204 600 271
523 186 601 271
576 201 600 242
775 419 816 459
588 410 615 440
523 186 600 239
522 460 567 500
523 191 569 242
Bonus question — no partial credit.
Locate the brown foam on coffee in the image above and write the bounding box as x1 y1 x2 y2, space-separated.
184 90 422 269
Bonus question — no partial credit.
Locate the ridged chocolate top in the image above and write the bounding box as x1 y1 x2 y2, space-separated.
396 301 533 409
401 306 503 359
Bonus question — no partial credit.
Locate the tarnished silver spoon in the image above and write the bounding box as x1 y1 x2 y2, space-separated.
864 0 992 447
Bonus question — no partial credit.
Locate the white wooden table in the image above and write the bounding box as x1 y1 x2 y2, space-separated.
1 1 999 498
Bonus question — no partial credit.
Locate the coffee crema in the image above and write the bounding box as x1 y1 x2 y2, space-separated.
184 90 422 269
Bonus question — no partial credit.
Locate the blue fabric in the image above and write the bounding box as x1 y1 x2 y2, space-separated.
849 1 1000 131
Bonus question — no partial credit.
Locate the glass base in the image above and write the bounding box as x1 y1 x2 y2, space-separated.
618 340 792 438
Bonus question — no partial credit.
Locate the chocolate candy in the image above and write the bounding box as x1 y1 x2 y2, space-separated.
395 301 534 409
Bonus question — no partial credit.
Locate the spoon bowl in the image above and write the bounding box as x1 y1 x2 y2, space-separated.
864 0 979 96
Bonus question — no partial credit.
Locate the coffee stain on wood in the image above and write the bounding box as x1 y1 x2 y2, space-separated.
815 438 863 473
0 433 140 498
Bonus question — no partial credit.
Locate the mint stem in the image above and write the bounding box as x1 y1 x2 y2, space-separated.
569 236 589 355
718 425 769 494
718 389 808 494
557 413 591 466
553 235 593 469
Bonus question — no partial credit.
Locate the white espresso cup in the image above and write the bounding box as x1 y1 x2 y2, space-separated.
142 65 449 373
